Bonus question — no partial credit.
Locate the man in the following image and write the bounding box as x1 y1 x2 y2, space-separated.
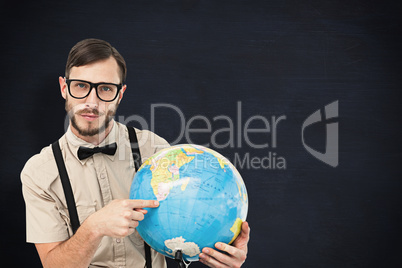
21 38 250 268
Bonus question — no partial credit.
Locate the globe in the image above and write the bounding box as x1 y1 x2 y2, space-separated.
129 144 248 262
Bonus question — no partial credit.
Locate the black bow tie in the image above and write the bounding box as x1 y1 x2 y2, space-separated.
77 142 117 160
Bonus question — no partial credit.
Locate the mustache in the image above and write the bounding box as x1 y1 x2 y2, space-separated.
76 108 102 116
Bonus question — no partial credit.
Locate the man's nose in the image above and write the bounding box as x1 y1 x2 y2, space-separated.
85 86 99 107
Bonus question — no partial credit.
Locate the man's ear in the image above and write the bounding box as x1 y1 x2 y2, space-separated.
59 76 67 100
117 84 127 104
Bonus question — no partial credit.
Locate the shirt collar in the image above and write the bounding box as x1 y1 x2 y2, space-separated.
66 121 118 164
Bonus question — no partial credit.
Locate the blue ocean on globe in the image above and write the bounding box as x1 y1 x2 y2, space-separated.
129 144 248 262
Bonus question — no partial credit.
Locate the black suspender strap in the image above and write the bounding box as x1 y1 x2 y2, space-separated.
127 126 153 268
127 126 142 172
144 243 152 268
52 141 81 234
52 127 153 268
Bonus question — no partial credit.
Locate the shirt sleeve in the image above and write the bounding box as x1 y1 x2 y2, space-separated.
135 129 170 159
152 133 171 154
21 151 70 243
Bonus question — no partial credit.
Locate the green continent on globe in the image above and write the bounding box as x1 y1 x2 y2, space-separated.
143 147 204 201
229 218 243 244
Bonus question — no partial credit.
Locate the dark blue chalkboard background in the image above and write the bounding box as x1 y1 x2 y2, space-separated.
1 0 401 267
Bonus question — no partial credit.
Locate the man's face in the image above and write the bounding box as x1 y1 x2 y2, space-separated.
59 57 126 139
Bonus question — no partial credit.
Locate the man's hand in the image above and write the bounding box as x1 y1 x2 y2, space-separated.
85 199 159 238
199 221 250 268
36 199 159 268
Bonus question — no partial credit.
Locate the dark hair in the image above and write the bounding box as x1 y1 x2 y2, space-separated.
65 38 127 83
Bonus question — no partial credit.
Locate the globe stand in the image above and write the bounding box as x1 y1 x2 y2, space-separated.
174 250 186 268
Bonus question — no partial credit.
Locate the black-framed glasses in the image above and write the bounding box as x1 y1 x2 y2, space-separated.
66 79 122 102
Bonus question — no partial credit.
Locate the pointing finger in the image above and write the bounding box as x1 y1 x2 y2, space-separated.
129 199 159 209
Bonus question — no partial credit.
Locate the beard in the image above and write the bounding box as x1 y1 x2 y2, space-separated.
65 99 118 137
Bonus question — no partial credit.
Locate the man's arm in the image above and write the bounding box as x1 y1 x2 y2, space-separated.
36 223 101 268
199 221 250 268
35 199 159 268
